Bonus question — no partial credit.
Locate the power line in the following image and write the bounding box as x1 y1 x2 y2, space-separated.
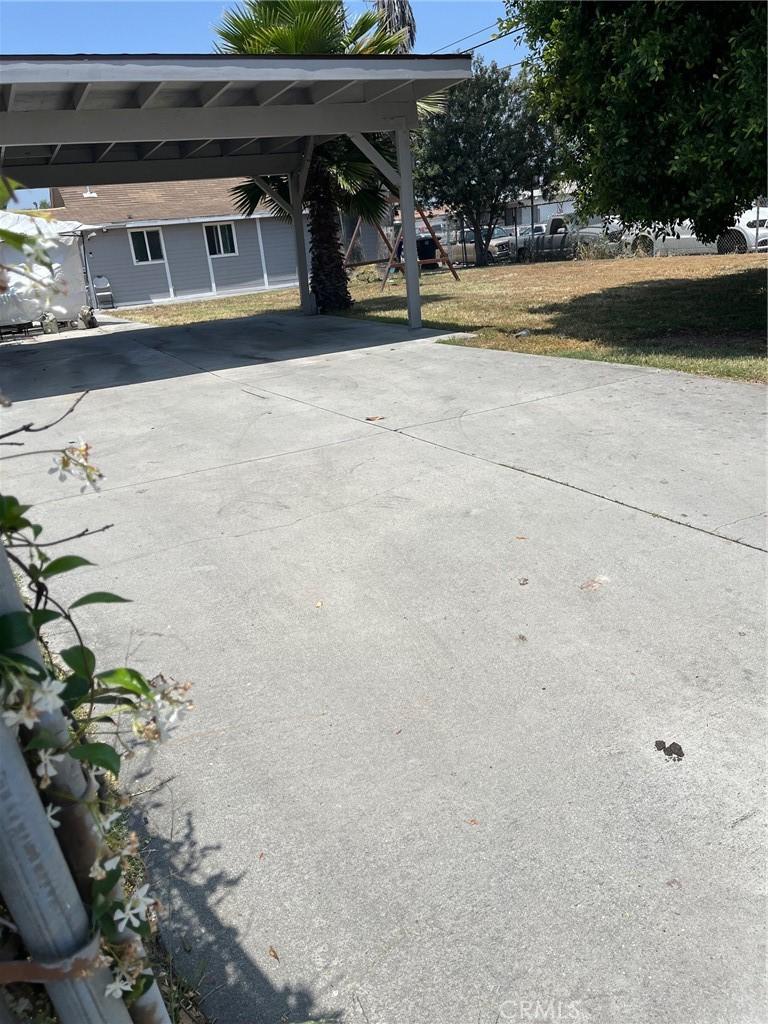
466 25 521 53
431 22 498 54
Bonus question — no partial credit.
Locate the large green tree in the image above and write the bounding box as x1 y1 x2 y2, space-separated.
501 0 768 240
413 58 536 265
217 0 406 311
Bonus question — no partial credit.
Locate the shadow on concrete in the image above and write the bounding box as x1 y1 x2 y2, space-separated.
0 304 451 403
140 802 340 1024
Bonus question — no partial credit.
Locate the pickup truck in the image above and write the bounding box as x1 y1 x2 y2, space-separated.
522 215 623 260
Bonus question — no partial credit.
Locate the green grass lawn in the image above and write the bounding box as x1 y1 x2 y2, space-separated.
116 254 767 382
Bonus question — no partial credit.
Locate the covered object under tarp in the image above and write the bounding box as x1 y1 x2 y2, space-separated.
0 210 89 326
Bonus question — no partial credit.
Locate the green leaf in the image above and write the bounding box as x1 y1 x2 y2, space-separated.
0 612 34 650
69 742 120 777
61 674 91 709
97 667 152 698
25 730 62 751
61 645 96 678
0 227 30 252
0 652 46 681
0 496 32 530
70 592 130 610
30 608 62 629
91 867 123 901
40 556 94 579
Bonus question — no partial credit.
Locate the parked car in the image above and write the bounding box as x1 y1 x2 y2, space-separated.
511 223 546 261
441 225 515 265
627 205 768 256
521 215 624 261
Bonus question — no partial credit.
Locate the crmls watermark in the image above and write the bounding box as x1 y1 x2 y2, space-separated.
498 997 583 1021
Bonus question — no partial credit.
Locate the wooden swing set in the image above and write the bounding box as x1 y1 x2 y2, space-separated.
343 204 460 293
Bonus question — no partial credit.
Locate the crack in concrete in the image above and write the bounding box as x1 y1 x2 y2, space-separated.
392 372 647 432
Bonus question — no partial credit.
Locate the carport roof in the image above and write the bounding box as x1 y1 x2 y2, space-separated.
0 52 471 189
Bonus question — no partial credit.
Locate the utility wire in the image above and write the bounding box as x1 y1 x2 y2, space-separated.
430 22 498 54
467 25 521 52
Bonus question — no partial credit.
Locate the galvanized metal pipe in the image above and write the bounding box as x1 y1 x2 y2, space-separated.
0 548 170 1023
0 716 133 1023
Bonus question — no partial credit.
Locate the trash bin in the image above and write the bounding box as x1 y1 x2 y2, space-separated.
416 234 437 270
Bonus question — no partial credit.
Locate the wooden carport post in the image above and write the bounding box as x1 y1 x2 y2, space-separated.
289 136 316 315
395 126 421 329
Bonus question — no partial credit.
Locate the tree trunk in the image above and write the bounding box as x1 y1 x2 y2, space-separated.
305 161 352 313
471 216 487 266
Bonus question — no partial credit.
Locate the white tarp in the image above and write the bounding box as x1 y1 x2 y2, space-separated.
0 210 90 326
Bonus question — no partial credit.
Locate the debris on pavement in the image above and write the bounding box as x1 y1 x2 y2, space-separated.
655 739 685 761
580 575 610 591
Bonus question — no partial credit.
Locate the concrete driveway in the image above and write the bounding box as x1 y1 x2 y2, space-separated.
1 313 765 1024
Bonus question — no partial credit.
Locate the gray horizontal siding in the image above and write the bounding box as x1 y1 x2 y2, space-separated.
260 217 301 286
210 220 266 294
165 223 212 297
84 215 306 306
85 228 170 305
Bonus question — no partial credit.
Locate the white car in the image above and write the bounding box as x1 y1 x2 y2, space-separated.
629 204 768 256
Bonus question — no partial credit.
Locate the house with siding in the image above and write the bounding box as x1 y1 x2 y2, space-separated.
49 178 304 308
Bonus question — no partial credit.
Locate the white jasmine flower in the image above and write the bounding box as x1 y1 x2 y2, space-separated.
104 854 120 871
31 677 66 713
126 884 154 921
89 859 107 881
114 904 141 932
45 804 61 829
2 703 38 729
105 972 133 998
36 748 64 787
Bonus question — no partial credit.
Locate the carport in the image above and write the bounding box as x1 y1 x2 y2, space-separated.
0 53 471 328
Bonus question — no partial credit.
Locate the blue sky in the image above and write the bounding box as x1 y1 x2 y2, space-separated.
0 1 525 63
2 0 526 208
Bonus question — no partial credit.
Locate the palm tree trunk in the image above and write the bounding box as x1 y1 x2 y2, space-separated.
305 161 352 313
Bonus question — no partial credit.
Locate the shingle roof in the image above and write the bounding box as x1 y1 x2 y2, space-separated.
49 178 263 226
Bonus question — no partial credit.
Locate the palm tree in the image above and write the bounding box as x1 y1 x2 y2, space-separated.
216 0 408 312
369 0 416 53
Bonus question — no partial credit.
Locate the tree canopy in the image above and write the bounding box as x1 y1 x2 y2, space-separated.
501 0 768 240
413 58 538 264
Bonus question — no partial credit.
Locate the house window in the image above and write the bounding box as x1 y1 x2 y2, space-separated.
129 229 164 264
205 222 237 257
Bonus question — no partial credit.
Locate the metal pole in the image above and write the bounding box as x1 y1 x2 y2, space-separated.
0 550 170 1024
530 183 535 262
755 201 760 252
395 126 422 329
0 712 132 1023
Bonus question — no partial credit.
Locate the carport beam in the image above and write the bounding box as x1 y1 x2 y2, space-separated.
395 127 422 329
289 170 316 315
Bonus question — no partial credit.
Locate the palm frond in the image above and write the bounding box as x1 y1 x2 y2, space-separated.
368 0 416 53
230 177 291 222
216 0 347 54
343 11 408 54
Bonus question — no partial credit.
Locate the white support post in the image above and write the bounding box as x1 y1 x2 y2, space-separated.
395 126 421 329
288 170 316 315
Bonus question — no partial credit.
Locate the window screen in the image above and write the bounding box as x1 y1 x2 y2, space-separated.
205 223 236 256
130 229 163 263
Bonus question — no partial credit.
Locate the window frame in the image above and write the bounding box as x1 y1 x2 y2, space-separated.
128 227 166 266
204 221 239 259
